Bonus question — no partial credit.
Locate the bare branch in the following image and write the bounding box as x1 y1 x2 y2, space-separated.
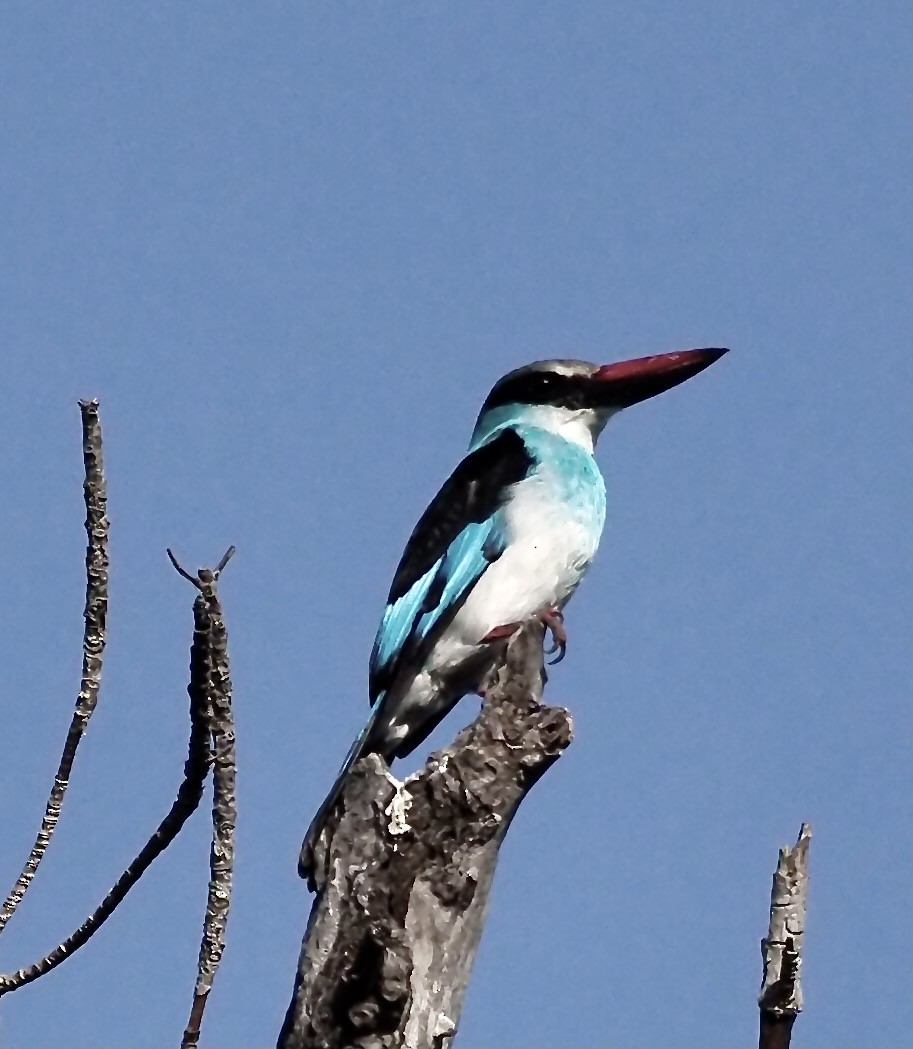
215 545 236 574
0 400 109 936
758 823 812 1049
279 621 572 1049
0 585 214 995
179 559 237 1049
168 548 204 590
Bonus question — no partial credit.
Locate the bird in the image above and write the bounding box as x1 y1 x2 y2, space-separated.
299 347 728 880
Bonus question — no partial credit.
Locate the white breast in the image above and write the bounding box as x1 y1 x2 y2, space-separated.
463 477 599 631
380 441 606 747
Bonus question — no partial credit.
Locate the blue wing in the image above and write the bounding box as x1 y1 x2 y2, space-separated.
370 518 505 700
369 428 533 704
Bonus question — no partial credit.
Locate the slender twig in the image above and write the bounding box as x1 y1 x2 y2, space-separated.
170 551 237 1049
168 547 204 588
758 823 812 1049
216 545 236 573
0 587 215 995
0 400 109 936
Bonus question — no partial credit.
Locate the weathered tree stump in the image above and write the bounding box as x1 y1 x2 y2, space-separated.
279 622 572 1049
758 824 811 1049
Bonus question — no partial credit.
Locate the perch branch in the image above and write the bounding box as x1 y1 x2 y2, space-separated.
758 823 811 1049
0 571 217 996
0 400 109 936
171 550 237 1049
279 621 572 1049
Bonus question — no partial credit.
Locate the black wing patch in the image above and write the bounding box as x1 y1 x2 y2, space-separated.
387 427 534 603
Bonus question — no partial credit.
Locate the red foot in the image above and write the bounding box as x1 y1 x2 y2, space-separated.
482 607 568 665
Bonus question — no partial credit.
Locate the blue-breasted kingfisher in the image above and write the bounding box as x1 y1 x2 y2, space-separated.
300 348 728 880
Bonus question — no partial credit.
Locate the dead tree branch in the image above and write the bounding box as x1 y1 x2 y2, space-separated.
758 823 811 1049
0 559 217 996
169 548 237 1049
0 400 109 935
278 621 572 1049
0 403 237 1048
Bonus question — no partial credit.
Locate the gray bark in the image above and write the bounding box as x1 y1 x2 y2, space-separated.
0 400 109 936
758 823 811 1049
279 622 572 1049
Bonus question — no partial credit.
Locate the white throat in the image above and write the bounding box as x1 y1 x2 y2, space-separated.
524 405 596 451
472 402 616 453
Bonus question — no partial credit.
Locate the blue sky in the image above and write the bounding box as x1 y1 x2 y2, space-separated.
1 4 910 1047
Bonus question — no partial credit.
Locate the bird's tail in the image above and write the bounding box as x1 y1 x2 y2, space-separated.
297 705 383 885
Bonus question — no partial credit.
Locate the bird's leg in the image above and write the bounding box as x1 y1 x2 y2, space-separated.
480 622 520 642
481 607 568 665
540 607 567 665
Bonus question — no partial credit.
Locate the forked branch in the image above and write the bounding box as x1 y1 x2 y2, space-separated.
0 400 237 1049
0 553 228 996
168 549 237 1049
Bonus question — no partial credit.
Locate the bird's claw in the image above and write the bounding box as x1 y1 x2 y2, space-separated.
483 608 567 665
541 608 567 665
